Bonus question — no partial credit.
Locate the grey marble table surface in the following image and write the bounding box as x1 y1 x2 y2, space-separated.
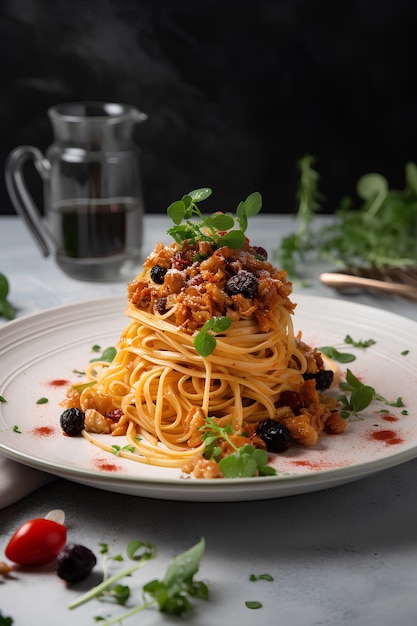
1 215 417 626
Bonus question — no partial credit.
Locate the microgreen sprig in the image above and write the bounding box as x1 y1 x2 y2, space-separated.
338 369 404 418
201 417 277 478
167 187 262 250
343 334 376 349
88 539 207 626
69 541 157 610
319 346 356 363
319 334 376 363
194 316 232 357
111 444 135 456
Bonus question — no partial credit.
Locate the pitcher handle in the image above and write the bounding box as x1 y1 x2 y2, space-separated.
5 145 52 257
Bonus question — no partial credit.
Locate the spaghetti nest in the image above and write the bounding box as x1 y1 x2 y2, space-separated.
63 237 345 474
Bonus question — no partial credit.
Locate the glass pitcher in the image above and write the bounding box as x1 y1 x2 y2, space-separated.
5 101 147 281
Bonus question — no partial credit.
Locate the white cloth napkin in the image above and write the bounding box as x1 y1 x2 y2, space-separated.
0 455 55 509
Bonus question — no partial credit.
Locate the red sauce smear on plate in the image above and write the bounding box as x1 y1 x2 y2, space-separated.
32 426 55 437
290 459 346 470
368 429 404 445
382 414 399 422
48 379 69 387
94 459 119 472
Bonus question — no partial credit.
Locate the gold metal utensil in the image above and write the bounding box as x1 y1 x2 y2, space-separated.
320 266 417 301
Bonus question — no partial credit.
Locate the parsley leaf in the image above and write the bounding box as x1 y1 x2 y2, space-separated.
194 316 232 357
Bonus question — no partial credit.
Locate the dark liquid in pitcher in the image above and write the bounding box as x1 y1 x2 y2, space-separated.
53 199 140 258
51 198 142 281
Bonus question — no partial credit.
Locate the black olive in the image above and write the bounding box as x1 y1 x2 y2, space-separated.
303 369 334 391
59 407 85 436
253 246 268 260
155 297 168 315
256 419 292 452
56 543 97 583
225 270 258 298
150 264 168 284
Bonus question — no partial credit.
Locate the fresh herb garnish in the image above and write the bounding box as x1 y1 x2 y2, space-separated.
36 397 48 405
72 369 86 376
377 395 404 408
275 157 417 279
111 444 135 456
0 395 6 403
167 187 262 250
319 335 376 364
71 539 207 625
141 538 208 617
401 350 410 356
250 573 274 581
72 380 96 393
12 425 21 433
339 369 375 416
319 346 356 363
338 369 404 418
0 273 16 320
201 417 277 478
194 316 232 357
69 541 157 611
0 611 13 625
245 601 263 609
343 335 376 349
90 347 117 363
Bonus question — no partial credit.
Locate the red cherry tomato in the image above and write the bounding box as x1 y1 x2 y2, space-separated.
5 518 67 566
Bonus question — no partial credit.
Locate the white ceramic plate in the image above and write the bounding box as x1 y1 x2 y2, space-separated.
0 295 416 502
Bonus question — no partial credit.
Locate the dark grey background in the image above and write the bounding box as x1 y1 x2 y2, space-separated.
1 0 417 214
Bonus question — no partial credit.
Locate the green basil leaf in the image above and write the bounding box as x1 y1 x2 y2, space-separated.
209 316 232 332
194 331 216 357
